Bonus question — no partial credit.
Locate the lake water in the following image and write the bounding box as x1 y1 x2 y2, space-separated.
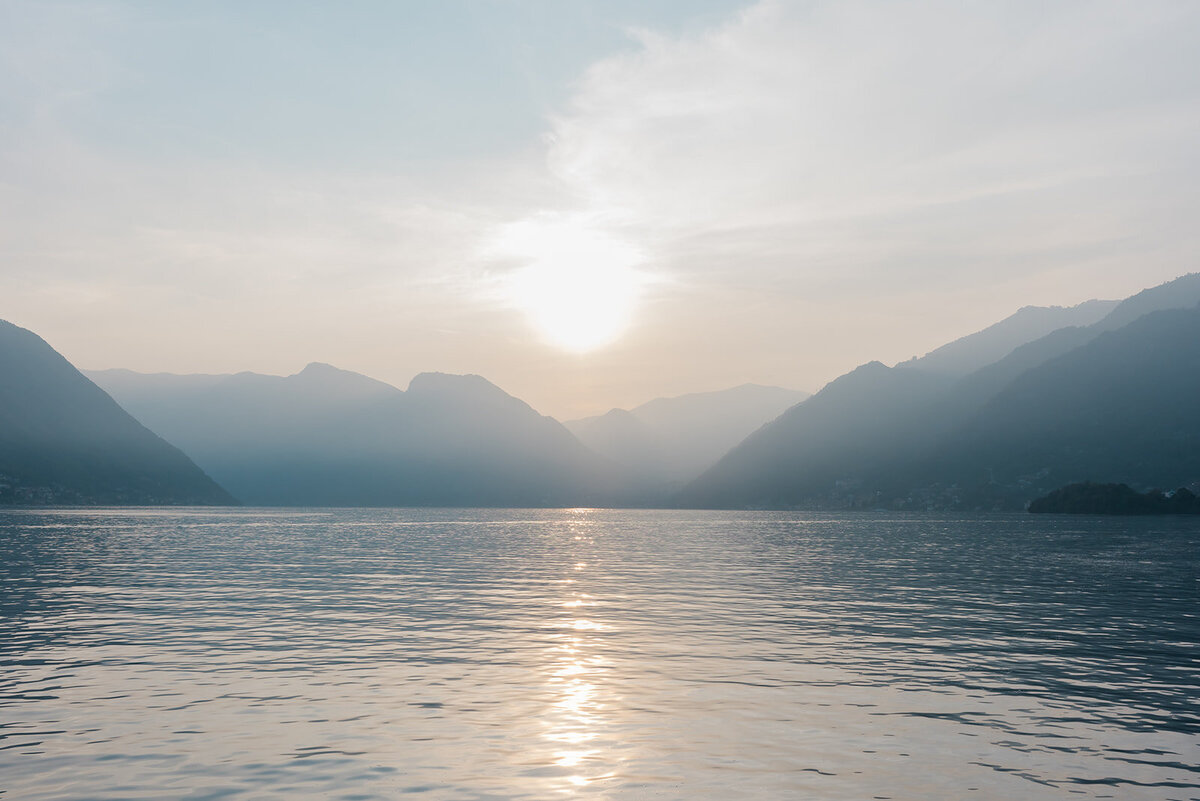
1 508 1197 800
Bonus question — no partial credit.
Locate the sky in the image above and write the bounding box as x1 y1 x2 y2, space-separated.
2 0 1198 419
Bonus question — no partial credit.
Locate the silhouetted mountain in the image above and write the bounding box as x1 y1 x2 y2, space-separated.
0 321 233 505
915 305 1200 507
89 365 622 507
565 384 808 488
679 363 955 508
566 409 662 479
897 299 1117 376
683 274 1200 510
1092 272 1200 332
950 272 1200 408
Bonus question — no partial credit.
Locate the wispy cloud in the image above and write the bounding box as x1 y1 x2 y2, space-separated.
514 0 1200 295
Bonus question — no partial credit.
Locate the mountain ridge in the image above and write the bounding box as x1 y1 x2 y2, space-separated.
897 298 1119 376
0 320 234 505
682 274 1200 510
88 364 624 507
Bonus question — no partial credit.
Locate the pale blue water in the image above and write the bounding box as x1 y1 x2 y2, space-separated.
0 508 1197 800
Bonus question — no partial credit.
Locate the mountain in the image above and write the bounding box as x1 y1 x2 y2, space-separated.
88 364 622 507
683 274 1200 510
565 384 808 488
896 299 1118 376
913 305 1200 507
949 272 1200 407
0 320 233 505
678 363 955 508
1092 272 1200 332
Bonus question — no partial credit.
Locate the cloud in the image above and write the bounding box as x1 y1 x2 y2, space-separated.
3 0 1199 415
522 0 1200 295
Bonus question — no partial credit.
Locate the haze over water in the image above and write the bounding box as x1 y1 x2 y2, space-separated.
1 508 1197 800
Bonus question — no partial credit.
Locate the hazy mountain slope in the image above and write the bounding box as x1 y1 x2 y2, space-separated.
913 305 1200 508
89 365 621 507
682 273 1200 510
90 363 405 462
0 321 233 505
952 272 1200 408
565 409 664 479
1092 271 1200 332
897 299 1117 376
678 364 953 507
565 384 808 486
897 274 1200 393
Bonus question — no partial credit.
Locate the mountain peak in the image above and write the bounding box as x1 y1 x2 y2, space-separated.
287 362 400 396
298 361 340 374
408 371 501 395
850 360 890 375
405 372 535 414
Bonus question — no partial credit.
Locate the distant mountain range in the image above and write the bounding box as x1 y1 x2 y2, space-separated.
89 367 806 507
0 321 232 505
564 384 808 490
682 273 1200 510
6 272 1199 510
88 364 623 507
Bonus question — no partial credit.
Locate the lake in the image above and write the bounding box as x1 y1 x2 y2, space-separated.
1 508 1197 800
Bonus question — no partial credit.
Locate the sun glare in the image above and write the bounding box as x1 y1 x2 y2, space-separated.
492 216 647 353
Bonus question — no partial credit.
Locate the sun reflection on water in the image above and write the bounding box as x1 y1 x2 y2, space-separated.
541 515 617 794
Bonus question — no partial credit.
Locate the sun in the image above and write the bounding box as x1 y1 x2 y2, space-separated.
492 215 647 353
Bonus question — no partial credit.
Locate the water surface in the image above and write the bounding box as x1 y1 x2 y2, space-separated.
1 508 1197 799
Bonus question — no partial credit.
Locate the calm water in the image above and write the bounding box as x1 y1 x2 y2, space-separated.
1 509 1197 800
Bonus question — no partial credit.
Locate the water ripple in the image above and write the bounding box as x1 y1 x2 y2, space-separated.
0 508 1197 800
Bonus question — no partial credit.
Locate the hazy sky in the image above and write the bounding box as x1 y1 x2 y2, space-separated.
2 0 1198 419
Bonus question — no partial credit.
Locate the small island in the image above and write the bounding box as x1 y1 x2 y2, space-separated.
1028 482 1200 515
